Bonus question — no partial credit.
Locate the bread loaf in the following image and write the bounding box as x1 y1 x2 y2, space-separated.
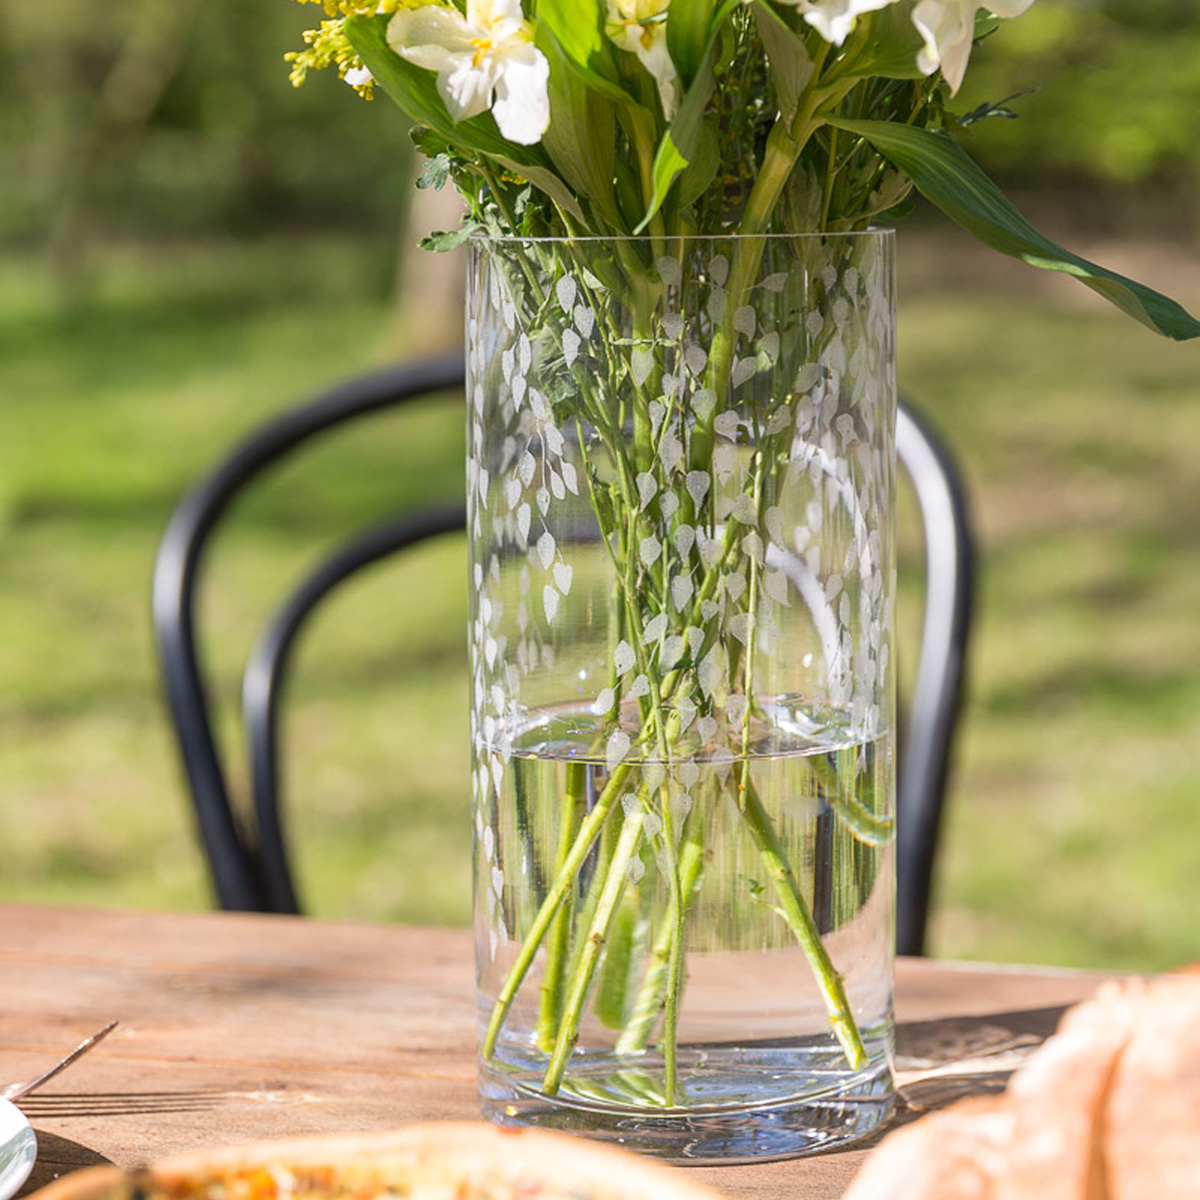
28 1123 728 1200
844 970 1200 1200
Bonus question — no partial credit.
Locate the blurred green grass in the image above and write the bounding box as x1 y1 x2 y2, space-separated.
1 227 1198 970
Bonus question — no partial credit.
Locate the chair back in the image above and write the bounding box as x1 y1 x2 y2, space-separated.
895 403 975 955
154 361 973 953
152 354 465 913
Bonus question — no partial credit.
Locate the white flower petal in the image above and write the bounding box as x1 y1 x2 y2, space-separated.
490 46 550 144
391 1 547 141
605 1 679 117
470 0 526 41
388 7 476 60
342 65 374 89
988 0 1036 15
781 0 899 46
439 56 496 123
394 40 460 74
912 0 1034 93
629 26 680 120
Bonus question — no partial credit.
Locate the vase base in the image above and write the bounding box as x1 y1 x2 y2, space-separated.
479 1059 894 1165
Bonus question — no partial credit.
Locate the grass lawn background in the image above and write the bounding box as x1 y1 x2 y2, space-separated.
2 221 1198 970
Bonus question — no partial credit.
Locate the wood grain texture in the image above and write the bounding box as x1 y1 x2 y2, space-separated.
0 905 1112 1200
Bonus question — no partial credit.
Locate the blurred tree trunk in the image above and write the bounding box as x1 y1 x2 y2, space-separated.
0 0 202 294
54 0 201 289
392 182 467 355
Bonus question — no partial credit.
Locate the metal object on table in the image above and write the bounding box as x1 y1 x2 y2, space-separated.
1 1021 118 1103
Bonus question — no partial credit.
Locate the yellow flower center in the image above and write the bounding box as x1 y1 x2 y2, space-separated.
471 37 492 67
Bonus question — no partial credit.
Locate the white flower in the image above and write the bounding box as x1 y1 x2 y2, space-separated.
606 0 680 120
912 0 1035 94
387 0 550 145
342 65 374 90
778 0 901 47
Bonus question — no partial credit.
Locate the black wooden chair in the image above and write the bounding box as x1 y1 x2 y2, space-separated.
152 358 972 955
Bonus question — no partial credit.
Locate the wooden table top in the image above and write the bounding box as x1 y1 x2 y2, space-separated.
0 904 1113 1200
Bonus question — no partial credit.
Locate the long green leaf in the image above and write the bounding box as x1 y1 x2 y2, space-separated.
843 5 926 79
828 117 1200 340
674 117 720 209
495 156 588 223
346 15 584 222
637 134 688 235
635 30 720 231
667 0 716 89
537 0 633 107
538 26 622 229
633 0 744 230
752 2 814 123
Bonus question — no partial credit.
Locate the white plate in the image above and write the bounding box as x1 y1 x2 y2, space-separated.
0 1100 35 1200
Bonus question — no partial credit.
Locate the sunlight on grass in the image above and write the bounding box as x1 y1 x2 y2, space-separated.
2 229 1199 972
898 228 1200 970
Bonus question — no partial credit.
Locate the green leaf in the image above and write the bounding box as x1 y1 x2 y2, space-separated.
538 26 623 228
956 89 1035 128
637 135 688 235
674 117 720 209
537 0 632 107
975 11 1001 38
667 0 716 89
419 224 478 252
635 16 730 232
593 891 644 1030
345 16 512 160
416 153 451 191
827 117 1200 340
752 2 814 123
493 155 588 224
346 15 585 223
843 4 926 79
538 0 604 63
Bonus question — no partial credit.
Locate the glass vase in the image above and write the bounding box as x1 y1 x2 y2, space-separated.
466 232 896 1163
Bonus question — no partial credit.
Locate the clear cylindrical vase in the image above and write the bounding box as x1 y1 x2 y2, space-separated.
466 233 896 1162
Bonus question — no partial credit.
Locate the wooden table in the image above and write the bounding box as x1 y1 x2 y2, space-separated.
0 905 1111 1199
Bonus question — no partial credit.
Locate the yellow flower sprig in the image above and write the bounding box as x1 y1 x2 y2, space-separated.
286 0 416 95
285 20 366 93
291 0 402 16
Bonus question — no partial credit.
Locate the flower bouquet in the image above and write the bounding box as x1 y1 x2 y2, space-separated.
287 0 1198 1161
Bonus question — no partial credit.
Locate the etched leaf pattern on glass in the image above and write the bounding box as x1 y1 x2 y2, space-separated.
468 235 897 1104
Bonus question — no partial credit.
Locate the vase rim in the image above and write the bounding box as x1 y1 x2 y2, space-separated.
469 229 896 246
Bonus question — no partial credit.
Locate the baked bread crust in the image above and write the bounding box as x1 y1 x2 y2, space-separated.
844 970 1200 1200
1103 970 1200 1199
27 1123 728 1200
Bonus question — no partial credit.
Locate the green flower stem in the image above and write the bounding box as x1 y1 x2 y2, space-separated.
542 802 647 1095
536 760 587 1051
563 801 621 992
736 766 868 1070
806 752 894 844
614 806 707 1056
647 773 683 1104
482 758 636 1061
628 103 667 246
688 121 804 483
734 446 767 742
821 125 841 229
695 65 860 481
661 881 684 1105
478 162 549 304
722 442 868 1068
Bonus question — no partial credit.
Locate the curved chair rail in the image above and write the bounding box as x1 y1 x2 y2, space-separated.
152 353 465 911
156 364 973 953
895 402 975 956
